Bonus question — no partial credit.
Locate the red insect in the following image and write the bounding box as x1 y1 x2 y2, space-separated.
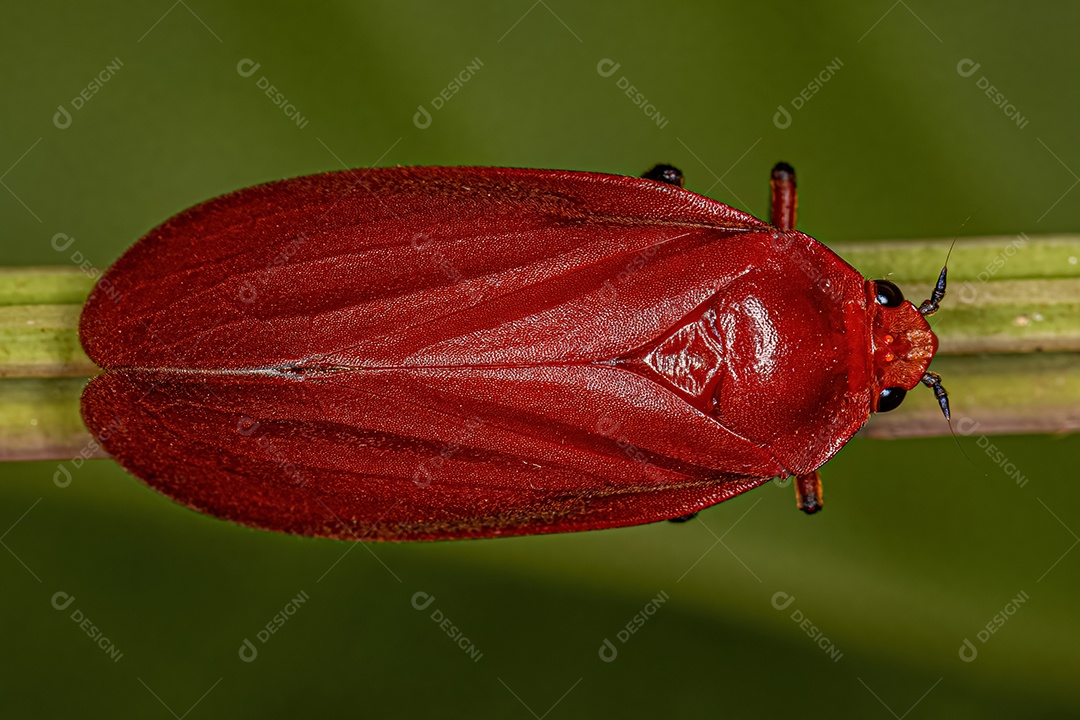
79 163 949 541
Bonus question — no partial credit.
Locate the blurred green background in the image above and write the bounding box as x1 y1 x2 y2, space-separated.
2 1 1078 717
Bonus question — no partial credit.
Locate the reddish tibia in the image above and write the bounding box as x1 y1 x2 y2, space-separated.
79 164 945 540
770 162 822 512
769 162 798 232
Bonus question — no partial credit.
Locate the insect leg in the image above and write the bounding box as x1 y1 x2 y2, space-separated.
642 164 685 188
795 471 823 514
770 162 797 232
668 512 698 523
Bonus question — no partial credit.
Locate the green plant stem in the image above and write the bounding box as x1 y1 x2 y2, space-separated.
0 268 98 460
2 234 1078 460
0 267 96 378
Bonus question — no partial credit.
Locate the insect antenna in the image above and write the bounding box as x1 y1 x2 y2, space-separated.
920 371 950 420
918 266 948 316
918 222 964 316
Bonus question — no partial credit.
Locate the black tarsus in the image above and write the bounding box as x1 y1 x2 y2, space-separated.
643 164 685 188
771 161 796 182
668 512 697 523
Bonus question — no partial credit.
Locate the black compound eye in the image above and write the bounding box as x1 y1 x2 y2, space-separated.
874 280 905 308
877 386 907 413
